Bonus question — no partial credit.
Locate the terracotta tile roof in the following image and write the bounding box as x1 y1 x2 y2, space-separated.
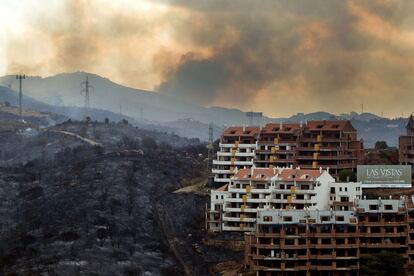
223 126 260 137
278 169 323 181
216 184 228 192
235 168 279 180
234 167 323 182
306 120 355 131
261 123 301 134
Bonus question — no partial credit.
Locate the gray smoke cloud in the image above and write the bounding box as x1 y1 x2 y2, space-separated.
4 0 414 116
156 0 414 115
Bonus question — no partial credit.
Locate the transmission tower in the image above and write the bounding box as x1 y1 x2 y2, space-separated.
207 122 214 172
246 111 263 126
16 75 25 120
81 76 93 120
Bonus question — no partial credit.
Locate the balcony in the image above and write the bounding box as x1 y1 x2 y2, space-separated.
296 146 342 152
213 177 230 183
222 215 256 223
296 155 355 160
219 143 256 148
217 151 255 157
222 225 254 231
254 158 296 164
255 149 296 154
212 169 230 174
299 164 354 169
223 207 257 213
213 160 253 166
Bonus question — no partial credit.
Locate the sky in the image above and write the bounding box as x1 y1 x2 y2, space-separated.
1 0 414 118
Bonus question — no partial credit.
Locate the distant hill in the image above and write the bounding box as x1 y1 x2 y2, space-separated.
0 72 253 125
0 72 408 147
0 85 142 123
0 72 389 126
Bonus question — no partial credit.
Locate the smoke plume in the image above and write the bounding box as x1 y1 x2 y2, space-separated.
3 0 414 116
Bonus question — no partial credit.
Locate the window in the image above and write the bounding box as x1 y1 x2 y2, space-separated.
216 195 219 199
345 187 347 192
321 216 330 222
385 205 393 210
339 187 342 192
330 187 335 194
283 216 293 222
340 196 349 202
369 204 378 210
263 216 272 222
336 216 344 221
349 218 357 224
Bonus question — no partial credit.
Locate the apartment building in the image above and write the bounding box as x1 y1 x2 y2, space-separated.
255 123 301 169
245 197 414 275
207 167 362 232
399 115 414 179
212 126 260 184
212 120 363 185
296 121 363 177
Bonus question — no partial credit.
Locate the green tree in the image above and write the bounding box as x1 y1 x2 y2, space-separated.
360 251 404 276
375 140 388 150
338 169 356 182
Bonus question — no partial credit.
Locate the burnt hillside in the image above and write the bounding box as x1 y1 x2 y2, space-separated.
0 120 239 275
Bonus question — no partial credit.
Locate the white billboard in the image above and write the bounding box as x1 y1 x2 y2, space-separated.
357 165 412 188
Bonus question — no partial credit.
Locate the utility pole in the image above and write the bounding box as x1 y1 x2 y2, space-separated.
207 122 214 172
246 111 263 126
16 75 25 120
81 76 93 120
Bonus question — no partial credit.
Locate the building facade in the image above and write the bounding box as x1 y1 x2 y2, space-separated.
212 126 260 185
212 120 364 185
399 115 414 175
245 197 414 275
207 167 362 232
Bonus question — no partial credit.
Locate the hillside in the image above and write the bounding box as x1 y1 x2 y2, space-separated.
0 73 231 124
0 120 242 275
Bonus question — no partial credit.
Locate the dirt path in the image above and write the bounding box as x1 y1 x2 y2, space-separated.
153 202 192 276
46 130 102 147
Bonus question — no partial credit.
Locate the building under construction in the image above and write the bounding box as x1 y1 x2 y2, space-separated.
399 115 414 180
212 120 364 184
245 197 414 275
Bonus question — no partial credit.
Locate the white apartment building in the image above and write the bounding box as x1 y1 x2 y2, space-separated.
212 126 259 184
208 167 362 232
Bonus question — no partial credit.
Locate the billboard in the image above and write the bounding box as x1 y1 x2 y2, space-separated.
357 165 412 188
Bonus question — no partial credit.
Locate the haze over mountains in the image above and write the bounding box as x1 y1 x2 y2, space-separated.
0 72 409 147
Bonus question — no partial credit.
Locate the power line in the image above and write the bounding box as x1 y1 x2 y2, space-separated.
246 111 263 126
207 122 214 172
16 75 25 121
81 76 93 120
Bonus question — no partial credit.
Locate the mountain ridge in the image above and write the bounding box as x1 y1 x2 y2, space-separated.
0 72 407 147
